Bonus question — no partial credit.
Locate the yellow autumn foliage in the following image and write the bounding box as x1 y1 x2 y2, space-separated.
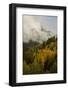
33 48 56 65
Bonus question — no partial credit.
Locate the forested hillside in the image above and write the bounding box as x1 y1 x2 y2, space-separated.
23 36 57 75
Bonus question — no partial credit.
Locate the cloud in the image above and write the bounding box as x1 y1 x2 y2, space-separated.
23 15 55 43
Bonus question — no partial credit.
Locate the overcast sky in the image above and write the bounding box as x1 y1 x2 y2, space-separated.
23 15 57 43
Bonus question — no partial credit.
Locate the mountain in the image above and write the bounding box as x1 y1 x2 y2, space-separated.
23 40 39 49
